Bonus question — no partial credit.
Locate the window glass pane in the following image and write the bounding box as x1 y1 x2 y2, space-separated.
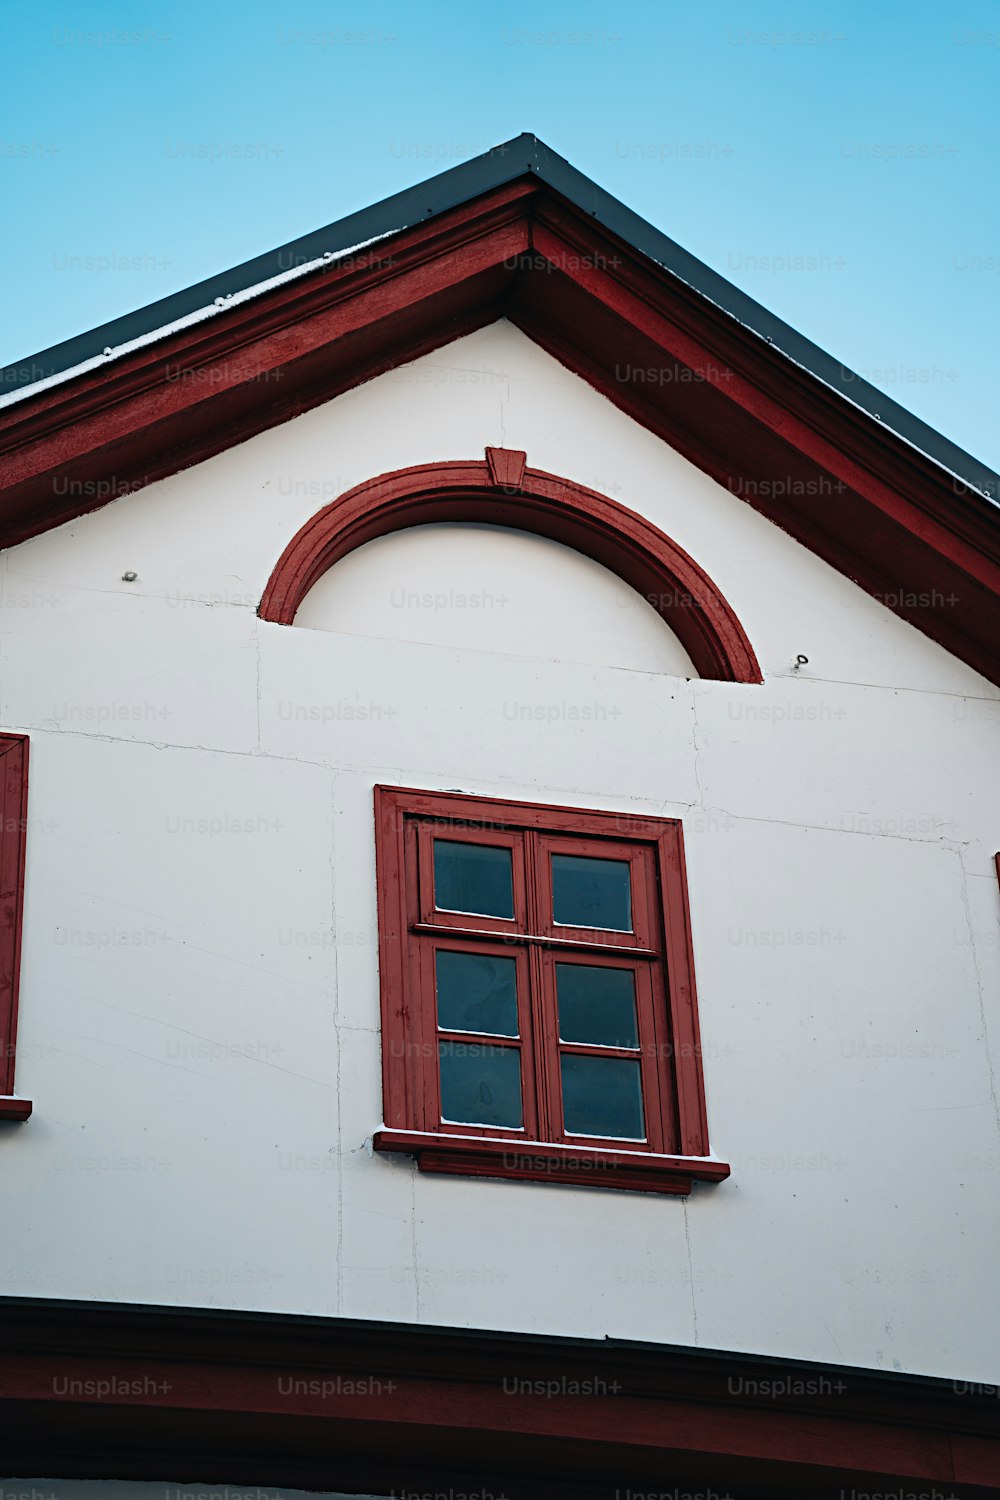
556 964 638 1048
434 839 514 918
436 950 518 1037
560 1054 645 1139
439 1041 522 1128
551 853 631 930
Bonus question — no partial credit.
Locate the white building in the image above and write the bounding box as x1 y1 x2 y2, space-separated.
0 136 998 1498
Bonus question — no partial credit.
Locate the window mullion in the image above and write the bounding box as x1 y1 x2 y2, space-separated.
524 828 542 934
413 933 439 1134
408 819 438 1134
524 830 556 1142
527 943 559 1142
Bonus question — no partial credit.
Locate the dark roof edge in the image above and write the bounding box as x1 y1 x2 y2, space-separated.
532 139 999 503
0 1294 975 1393
1 133 996 501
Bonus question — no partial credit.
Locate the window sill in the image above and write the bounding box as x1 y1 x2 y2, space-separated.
373 1129 730 1195
0 1096 32 1122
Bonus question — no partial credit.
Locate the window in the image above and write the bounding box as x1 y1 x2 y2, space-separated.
373 786 729 1194
0 734 31 1121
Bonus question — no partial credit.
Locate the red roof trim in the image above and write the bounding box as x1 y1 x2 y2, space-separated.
1 178 999 682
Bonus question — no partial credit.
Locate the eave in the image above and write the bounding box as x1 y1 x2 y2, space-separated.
1 1297 997 1497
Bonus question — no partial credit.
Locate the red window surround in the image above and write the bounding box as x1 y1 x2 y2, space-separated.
0 734 31 1121
373 786 729 1195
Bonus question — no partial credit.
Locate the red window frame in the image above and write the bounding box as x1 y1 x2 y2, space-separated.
0 734 31 1121
373 786 729 1195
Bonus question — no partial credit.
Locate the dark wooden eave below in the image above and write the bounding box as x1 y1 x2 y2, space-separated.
1 1296 997 1497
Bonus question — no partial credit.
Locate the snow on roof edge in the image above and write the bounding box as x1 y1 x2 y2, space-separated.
0 229 403 413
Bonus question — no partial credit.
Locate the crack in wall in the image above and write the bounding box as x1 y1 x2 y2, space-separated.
254 618 262 753
331 770 345 1316
411 1166 421 1322
956 848 1000 1142
682 1199 699 1346
690 690 707 809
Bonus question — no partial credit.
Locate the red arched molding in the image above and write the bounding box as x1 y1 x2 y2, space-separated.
258 456 763 684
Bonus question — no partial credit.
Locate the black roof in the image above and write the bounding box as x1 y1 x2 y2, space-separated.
2 133 996 501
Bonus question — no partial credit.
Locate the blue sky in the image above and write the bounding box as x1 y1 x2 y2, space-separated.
3 0 999 467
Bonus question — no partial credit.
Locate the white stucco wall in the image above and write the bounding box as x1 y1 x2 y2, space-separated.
0 322 997 1379
293 521 697 674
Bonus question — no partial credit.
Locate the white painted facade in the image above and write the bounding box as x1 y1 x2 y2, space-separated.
1 322 998 1380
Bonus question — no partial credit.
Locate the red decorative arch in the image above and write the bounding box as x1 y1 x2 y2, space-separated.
258 454 762 684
